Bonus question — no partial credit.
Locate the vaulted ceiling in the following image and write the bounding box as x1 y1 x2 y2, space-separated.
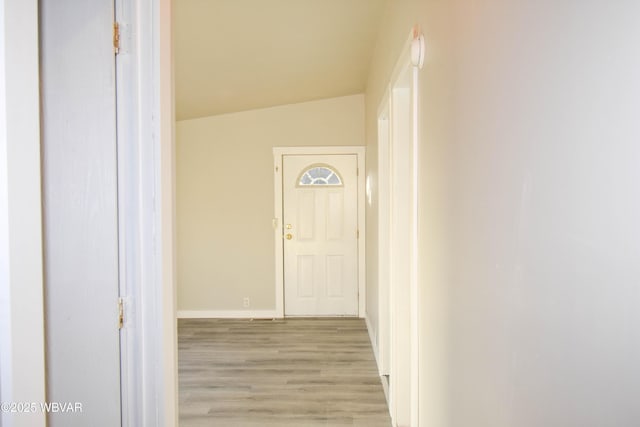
174 0 386 120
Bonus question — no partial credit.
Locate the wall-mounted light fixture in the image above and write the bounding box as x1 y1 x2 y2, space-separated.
411 26 426 68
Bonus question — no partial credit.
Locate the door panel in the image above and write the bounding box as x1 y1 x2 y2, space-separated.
327 191 344 240
283 155 358 316
297 255 315 297
40 1 122 425
326 255 344 297
298 192 315 240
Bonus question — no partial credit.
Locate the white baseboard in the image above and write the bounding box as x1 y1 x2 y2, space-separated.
177 310 279 319
365 313 390 409
364 312 380 372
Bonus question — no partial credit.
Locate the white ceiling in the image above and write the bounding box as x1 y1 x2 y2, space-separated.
174 0 386 120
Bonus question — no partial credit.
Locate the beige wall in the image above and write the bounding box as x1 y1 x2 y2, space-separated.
366 1 640 426
177 94 364 312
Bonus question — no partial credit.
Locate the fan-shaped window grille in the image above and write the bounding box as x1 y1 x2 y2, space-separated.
298 165 343 186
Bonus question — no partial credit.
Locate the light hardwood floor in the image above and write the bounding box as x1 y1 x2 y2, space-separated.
178 318 392 427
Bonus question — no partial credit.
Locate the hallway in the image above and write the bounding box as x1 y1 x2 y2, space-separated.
178 318 391 426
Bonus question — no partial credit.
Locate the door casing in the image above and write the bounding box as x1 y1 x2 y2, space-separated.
376 29 424 427
377 103 391 383
273 146 366 318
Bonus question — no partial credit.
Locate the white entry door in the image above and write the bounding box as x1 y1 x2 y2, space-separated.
283 154 359 316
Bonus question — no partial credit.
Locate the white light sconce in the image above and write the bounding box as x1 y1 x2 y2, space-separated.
411 26 426 68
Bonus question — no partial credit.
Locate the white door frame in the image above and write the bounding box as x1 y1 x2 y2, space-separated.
377 29 424 427
141 3 179 423
0 2 47 426
114 0 177 425
273 146 366 318
377 100 391 381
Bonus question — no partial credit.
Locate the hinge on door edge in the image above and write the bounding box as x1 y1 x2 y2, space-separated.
113 22 120 55
118 297 124 330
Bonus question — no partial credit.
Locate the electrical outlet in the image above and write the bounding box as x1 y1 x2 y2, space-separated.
243 297 250 308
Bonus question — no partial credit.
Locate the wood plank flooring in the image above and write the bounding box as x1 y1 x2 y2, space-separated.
178 318 392 427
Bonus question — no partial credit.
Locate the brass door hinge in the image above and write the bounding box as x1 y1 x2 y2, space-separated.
113 22 120 55
118 297 124 330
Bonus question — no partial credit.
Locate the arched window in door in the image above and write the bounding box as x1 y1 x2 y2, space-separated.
297 165 343 186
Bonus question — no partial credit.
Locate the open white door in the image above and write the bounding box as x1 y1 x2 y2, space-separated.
40 1 122 425
283 154 359 316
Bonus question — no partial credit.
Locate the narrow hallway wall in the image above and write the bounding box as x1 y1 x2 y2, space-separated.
365 1 640 426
